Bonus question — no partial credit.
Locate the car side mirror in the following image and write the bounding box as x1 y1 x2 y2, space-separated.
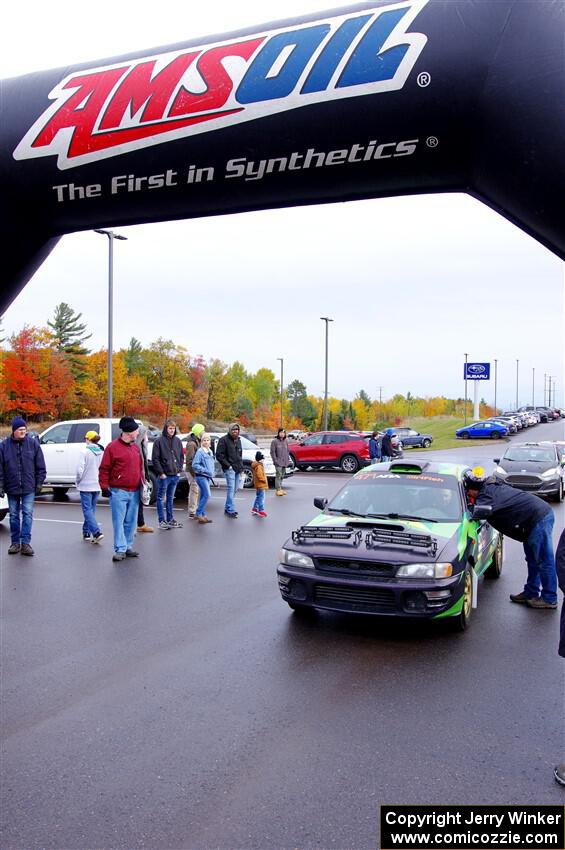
493 458 500 464
473 504 493 520
313 497 327 510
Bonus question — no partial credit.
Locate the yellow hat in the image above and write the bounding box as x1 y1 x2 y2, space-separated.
85 430 99 441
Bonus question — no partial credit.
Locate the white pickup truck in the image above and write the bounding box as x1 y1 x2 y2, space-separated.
38 418 187 503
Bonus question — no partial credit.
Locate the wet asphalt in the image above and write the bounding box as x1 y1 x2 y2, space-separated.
1 423 564 850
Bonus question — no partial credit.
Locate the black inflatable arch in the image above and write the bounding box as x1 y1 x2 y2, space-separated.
1 0 563 312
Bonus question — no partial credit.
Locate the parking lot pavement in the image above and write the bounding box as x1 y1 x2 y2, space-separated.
1 469 564 850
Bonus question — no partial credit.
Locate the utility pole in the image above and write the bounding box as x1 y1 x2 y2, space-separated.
277 358 284 428
515 359 519 410
532 367 535 407
464 353 468 424
494 359 498 414
94 229 128 417
320 317 333 430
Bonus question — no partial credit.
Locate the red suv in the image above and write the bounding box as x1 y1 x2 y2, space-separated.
288 431 370 473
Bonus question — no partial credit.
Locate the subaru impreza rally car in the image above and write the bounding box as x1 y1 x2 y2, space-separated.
277 461 503 631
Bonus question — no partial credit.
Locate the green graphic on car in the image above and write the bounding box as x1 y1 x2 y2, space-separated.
277 460 502 631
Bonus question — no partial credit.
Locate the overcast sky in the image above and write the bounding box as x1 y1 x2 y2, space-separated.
2 0 564 410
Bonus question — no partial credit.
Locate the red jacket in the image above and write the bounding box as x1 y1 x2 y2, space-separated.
99 438 143 492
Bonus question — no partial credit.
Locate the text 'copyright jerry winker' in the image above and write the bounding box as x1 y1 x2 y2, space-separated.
380 805 564 850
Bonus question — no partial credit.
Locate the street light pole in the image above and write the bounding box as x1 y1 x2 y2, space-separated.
494 359 498 414
515 359 519 410
320 317 333 431
277 357 284 428
532 367 535 407
95 229 128 417
464 353 468 425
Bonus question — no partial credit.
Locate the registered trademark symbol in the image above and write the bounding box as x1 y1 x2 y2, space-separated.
417 71 431 87
426 136 439 148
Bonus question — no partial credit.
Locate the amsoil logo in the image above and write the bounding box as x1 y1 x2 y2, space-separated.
13 1 429 170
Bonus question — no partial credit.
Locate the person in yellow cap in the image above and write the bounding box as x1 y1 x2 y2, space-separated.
185 423 205 518
76 430 104 543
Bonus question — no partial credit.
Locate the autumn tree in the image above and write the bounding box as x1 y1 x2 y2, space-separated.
47 302 92 380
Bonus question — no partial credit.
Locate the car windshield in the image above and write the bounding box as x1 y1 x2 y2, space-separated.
503 448 555 463
326 470 462 522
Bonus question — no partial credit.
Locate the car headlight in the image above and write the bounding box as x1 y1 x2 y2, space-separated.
396 563 453 578
495 466 507 476
541 468 559 479
280 548 315 569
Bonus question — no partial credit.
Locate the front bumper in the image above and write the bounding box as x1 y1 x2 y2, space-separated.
277 565 465 619
495 473 561 497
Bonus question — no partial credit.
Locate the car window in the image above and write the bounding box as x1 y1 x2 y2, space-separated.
40 423 73 444
72 422 100 442
240 436 257 450
303 434 324 446
324 434 347 445
504 448 555 463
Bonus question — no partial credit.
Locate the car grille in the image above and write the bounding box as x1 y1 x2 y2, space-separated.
315 557 395 576
314 584 396 611
506 475 542 490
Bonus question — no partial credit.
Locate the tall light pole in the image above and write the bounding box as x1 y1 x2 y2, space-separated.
532 367 535 406
548 376 554 407
276 357 284 428
515 359 519 410
320 317 333 430
95 229 128 417
544 373 547 406
494 359 498 414
464 353 468 424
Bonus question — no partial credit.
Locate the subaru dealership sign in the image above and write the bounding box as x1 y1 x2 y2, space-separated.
464 362 490 380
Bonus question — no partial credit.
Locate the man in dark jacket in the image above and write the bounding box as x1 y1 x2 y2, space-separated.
152 418 184 530
215 423 243 518
554 529 565 786
0 416 46 556
464 467 557 609
99 416 143 561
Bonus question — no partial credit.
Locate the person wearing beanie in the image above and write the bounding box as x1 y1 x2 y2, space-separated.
185 423 205 519
215 424 243 518
0 416 46 556
251 451 268 518
76 432 104 543
380 429 396 463
152 418 184 530
99 417 143 562
270 427 290 496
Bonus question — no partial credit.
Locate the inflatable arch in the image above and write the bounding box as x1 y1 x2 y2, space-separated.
1 0 563 313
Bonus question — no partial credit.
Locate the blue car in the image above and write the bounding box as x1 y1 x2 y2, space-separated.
456 421 508 440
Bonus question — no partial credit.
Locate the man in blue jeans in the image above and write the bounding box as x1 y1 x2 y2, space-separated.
464 467 558 609
98 417 143 562
215 423 243 518
151 418 184 530
0 416 46 556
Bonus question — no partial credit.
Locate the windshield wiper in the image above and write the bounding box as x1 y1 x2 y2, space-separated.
366 512 439 523
327 508 368 517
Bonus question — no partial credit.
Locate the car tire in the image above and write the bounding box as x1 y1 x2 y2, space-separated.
242 466 254 489
422 438 432 448
451 566 473 631
491 431 501 439
0 509 7 522
52 487 69 499
340 454 360 473
484 535 504 579
460 431 470 440
147 470 158 505
551 479 564 503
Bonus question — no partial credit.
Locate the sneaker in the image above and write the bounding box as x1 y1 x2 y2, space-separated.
526 597 557 609
159 520 170 530
188 513 196 519
257 510 268 518
509 591 534 604
224 510 238 518
137 524 154 533
276 489 284 496
554 764 565 786
20 543 34 556
280 490 287 495
112 551 126 562
8 543 20 554
167 519 183 528
83 533 92 542
91 531 104 543
197 516 213 524
125 549 140 558
251 508 259 515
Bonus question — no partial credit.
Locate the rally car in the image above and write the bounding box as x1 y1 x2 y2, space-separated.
277 460 503 631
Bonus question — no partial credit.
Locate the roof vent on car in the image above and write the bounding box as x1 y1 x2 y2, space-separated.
388 461 430 474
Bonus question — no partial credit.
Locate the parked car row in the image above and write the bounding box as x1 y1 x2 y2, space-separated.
455 407 562 440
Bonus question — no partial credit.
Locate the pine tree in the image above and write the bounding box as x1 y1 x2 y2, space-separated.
47 302 92 379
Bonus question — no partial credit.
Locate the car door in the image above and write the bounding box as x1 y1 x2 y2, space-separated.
39 422 74 482
295 433 324 464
